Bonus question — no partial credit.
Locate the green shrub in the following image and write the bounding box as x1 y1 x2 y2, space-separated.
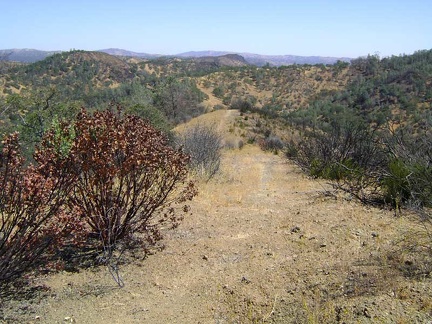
319 159 360 181
410 163 432 207
230 98 253 112
212 86 225 98
382 159 411 207
285 141 298 158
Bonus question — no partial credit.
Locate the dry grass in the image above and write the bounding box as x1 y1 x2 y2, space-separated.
1 112 431 323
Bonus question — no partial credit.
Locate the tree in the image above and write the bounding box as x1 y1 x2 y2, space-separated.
154 77 206 124
0 90 80 161
125 104 171 135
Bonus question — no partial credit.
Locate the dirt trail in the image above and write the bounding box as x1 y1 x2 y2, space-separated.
4 110 431 323
37 145 322 323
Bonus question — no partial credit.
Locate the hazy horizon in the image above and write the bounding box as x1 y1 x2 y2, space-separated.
1 0 431 58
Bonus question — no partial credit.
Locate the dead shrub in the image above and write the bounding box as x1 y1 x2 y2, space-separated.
259 135 284 153
43 107 197 286
176 123 223 180
0 132 77 285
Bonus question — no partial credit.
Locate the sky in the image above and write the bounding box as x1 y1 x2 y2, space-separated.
1 0 431 58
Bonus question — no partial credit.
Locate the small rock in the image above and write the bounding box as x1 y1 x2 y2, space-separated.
241 276 251 284
291 226 301 233
371 232 379 238
202 255 208 261
320 243 327 248
363 307 371 318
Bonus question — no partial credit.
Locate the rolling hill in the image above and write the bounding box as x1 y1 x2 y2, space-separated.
1 48 352 66
0 46 432 323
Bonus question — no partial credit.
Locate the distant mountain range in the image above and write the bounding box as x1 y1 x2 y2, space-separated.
174 50 352 66
98 48 162 59
100 49 352 66
0 48 352 66
0 48 61 63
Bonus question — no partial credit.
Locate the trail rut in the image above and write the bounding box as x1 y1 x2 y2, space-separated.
3 110 431 323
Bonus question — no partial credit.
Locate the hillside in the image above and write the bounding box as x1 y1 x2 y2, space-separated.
1 50 431 124
0 51 249 97
0 50 353 115
0 48 352 66
137 54 249 77
1 49 431 159
1 49 432 322
10 50 136 85
1 110 430 323
286 51 432 134
194 63 352 111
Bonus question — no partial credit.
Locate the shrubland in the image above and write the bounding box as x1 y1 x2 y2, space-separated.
0 48 431 321
283 51 432 214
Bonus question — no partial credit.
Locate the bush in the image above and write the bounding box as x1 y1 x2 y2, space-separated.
125 103 171 134
259 135 284 153
382 159 411 208
382 129 432 209
288 120 387 204
288 116 432 212
224 139 244 150
285 140 298 158
212 86 225 98
230 98 253 113
0 133 77 285
44 108 197 285
176 123 223 179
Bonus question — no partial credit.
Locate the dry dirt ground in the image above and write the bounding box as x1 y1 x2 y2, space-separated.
1 110 431 323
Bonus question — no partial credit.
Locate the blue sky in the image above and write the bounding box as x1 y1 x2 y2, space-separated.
1 0 431 58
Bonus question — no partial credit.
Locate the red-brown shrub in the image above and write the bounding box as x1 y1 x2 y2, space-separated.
42 108 197 284
0 133 76 284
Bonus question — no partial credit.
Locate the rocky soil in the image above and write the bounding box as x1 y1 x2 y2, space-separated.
1 110 431 323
